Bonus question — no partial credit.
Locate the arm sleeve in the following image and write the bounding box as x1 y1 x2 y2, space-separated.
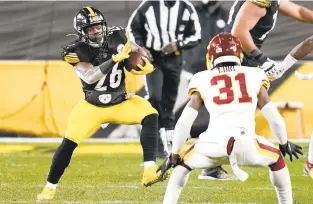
281 54 297 71
74 58 116 85
178 3 201 50
127 1 148 46
71 41 116 84
74 66 104 84
172 106 199 154
260 102 288 145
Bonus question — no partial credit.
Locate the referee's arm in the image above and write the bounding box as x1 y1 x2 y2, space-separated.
127 2 148 47
178 4 201 50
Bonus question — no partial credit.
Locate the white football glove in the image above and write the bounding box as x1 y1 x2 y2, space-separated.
250 49 285 81
261 58 285 81
159 128 174 156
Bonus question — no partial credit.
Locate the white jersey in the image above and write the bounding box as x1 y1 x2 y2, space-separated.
188 65 269 141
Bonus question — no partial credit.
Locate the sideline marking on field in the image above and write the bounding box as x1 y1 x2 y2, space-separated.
0 138 309 154
0 143 190 154
100 201 135 204
74 144 142 155
0 144 35 153
0 137 309 144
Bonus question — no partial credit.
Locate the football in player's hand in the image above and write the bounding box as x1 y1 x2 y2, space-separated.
125 48 148 71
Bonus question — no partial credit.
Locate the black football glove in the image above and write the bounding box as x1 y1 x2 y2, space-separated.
157 154 181 179
251 50 267 66
279 141 303 162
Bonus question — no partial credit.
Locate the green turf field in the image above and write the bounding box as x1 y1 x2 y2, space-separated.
0 142 312 204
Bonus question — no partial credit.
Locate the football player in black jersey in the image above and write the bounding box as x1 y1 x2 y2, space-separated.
200 0 313 180
37 6 162 201
225 0 313 79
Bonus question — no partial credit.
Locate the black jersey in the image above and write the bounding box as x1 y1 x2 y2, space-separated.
224 0 280 49
62 26 129 106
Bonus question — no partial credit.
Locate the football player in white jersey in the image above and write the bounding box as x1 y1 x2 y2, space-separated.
159 33 302 204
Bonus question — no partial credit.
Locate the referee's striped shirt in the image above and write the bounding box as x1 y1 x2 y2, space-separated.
127 0 201 51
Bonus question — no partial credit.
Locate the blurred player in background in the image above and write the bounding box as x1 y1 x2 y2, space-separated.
160 33 302 204
201 0 313 180
37 6 161 201
183 0 228 74
127 0 201 158
182 0 230 180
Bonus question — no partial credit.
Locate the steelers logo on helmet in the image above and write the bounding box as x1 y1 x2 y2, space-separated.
73 6 108 48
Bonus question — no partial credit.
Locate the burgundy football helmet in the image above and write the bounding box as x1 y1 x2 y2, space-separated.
207 33 243 68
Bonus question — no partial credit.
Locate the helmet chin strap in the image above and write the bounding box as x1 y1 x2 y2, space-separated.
88 37 104 48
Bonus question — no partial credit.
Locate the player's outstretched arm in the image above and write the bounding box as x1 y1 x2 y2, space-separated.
257 86 303 161
279 0 313 23
231 1 266 54
172 91 202 155
290 35 313 60
257 86 287 145
281 35 313 74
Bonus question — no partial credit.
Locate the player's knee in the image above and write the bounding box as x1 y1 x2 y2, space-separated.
141 113 158 126
148 97 161 108
269 152 286 171
65 133 81 145
58 138 78 154
142 104 159 118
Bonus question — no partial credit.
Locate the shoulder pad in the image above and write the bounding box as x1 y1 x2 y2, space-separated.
188 72 204 96
61 40 81 64
63 39 80 52
249 0 271 8
108 26 125 35
108 26 128 45
62 51 80 64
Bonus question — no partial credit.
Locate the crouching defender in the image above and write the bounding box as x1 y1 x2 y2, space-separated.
37 6 164 201
158 33 303 204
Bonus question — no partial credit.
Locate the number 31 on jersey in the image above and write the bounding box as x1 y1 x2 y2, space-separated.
211 73 252 105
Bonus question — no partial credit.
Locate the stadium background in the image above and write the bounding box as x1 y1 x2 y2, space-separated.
1 1 313 140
